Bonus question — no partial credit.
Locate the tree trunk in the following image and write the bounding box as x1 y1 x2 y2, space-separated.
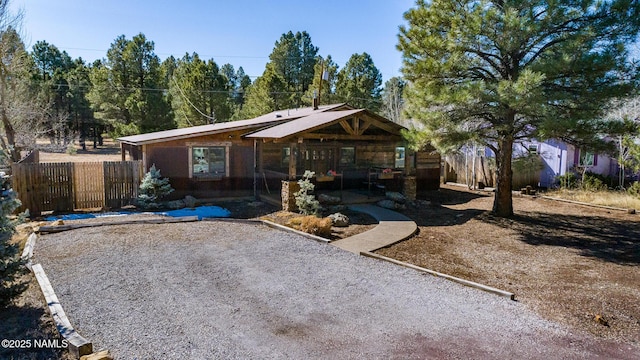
0 77 20 163
492 136 514 217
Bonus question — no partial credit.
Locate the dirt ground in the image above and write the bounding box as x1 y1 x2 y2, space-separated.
0 275 73 360
376 184 640 346
37 138 121 163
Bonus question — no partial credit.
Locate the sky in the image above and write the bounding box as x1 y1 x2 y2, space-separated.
10 0 416 82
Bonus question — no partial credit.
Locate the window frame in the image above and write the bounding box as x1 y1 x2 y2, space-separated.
395 146 406 169
187 142 231 179
339 147 356 166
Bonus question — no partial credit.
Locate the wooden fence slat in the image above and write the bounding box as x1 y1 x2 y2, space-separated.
11 161 142 216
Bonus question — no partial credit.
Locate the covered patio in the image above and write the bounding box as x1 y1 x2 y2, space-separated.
245 108 440 210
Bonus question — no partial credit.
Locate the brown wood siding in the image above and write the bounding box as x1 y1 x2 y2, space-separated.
144 141 255 199
415 151 442 196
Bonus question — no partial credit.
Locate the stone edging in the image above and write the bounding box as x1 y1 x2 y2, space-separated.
22 233 93 358
261 219 331 243
361 251 516 301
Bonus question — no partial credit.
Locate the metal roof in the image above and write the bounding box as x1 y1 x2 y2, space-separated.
244 109 364 139
118 103 348 145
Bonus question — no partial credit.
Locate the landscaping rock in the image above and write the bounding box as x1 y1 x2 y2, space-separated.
318 194 341 205
165 200 186 210
328 212 350 227
377 199 406 211
328 205 347 213
414 200 432 208
184 195 199 208
386 191 407 204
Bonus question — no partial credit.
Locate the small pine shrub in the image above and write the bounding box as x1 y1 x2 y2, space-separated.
294 170 320 216
287 216 332 237
0 171 28 308
628 181 640 198
137 164 174 209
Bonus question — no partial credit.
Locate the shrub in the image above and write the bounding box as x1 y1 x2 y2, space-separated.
66 143 77 155
287 216 332 237
294 170 320 216
628 181 640 198
556 172 578 189
0 170 28 308
582 172 607 191
137 164 174 209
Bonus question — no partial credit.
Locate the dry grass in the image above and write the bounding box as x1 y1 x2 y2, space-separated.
287 215 333 237
545 189 640 210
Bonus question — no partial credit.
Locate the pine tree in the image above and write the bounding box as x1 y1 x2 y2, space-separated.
398 0 640 216
137 164 174 209
335 53 382 111
0 166 27 308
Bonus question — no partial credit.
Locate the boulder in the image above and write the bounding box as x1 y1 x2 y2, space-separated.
385 191 407 204
318 193 341 205
184 195 199 208
377 199 395 209
328 204 347 213
414 200 432 208
377 199 406 211
328 212 350 227
165 200 185 210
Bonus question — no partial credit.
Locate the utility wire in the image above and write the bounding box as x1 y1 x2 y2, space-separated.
171 76 217 122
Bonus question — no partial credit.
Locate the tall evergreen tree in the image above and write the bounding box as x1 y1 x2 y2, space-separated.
32 41 86 146
335 52 382 111
303 55 339 106
169 53 232 127
398 0 640 217
242 31 318 116
87 33 174 136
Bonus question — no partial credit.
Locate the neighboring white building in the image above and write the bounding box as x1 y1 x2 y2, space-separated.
518 139 618 188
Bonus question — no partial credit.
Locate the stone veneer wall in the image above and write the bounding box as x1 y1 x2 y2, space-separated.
403 176 417 200
281 180 300 211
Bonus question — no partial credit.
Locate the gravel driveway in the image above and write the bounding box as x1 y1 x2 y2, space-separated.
35 221 636 359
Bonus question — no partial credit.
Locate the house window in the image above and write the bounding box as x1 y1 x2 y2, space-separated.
340 147 355 165
579 151 595 167
395 147 406 168
282 147 290 165
192 146 227 178
528 144 539 154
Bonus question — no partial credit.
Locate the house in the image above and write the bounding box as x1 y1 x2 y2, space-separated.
443 138 618 189
520 139 618 188
118 103 440 209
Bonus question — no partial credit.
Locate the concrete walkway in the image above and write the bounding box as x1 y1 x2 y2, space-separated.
331 204 417 254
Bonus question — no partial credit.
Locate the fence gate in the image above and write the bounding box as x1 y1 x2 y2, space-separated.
11 161 143 216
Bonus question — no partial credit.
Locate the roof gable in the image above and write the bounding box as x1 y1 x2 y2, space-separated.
245 108 405 142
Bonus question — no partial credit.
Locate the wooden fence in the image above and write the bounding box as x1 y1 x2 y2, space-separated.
443 153 542 189
11 161 144 216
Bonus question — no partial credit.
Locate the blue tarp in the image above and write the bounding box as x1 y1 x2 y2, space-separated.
157 206 231 220
45 206 231 221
